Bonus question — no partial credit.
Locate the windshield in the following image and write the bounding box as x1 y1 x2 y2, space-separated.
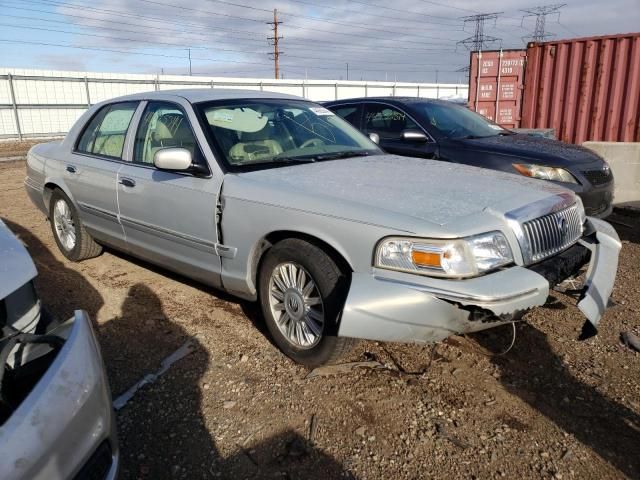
415 102 508 139
197 99 381 170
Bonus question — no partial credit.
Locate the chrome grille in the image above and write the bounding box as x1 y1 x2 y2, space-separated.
522 204 583 263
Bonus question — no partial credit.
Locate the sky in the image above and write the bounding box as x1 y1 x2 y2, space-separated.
1 0 638 83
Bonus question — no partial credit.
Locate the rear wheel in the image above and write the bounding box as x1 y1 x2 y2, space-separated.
259 239 355 367
49 189 102 261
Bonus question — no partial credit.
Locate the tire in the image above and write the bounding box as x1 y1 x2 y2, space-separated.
259 238 355 367
49 189 102 261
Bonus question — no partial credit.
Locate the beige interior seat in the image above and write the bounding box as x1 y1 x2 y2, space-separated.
228 127 283 163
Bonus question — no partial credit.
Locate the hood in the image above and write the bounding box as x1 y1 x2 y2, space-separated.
456 134 604 166
0 220 37 300
229 155 574 230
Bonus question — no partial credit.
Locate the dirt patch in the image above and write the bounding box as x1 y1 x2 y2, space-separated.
0 139 62 158
1 160 639 479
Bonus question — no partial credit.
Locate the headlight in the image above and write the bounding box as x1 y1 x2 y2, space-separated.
513 163 578 184
375 232 513 278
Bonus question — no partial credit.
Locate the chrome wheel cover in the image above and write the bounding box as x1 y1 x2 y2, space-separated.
53 199 76 251
268 262 324 349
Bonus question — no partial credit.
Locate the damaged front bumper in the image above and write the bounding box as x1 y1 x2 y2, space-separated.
338 217 621 344
0 311 119 480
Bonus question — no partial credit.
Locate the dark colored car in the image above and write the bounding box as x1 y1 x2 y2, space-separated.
324 97 614 218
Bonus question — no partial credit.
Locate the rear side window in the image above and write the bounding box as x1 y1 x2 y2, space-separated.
76 102 138 158
331 104 361 128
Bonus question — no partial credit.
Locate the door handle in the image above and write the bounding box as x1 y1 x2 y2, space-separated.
119 178 136 188
66 165 77 174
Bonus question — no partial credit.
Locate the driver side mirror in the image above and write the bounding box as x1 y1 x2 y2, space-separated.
154 148 193 171
368 132 380 145
400 129 428 143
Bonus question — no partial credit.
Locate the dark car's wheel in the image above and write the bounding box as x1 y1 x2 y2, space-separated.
49 189 102 261
259 238 355 367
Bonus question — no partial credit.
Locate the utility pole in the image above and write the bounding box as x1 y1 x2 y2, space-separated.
267 9 283 80
188 48 192 76
458 12 503 52
521 4 566 43
346 63 349 81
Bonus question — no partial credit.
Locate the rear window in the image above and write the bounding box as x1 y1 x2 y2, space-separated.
76 102 138 158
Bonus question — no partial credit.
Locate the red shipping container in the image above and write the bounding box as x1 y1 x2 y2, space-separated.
468 50 526 128
521 32 640 143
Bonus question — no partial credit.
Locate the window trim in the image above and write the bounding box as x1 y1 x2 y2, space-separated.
73 101 140 160
129 99 212 177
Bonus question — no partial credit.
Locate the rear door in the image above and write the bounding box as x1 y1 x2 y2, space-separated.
66 101 138 249
362 102 437 158
116 100 222 287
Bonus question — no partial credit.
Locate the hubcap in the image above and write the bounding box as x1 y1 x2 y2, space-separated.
268 262 324 349
53 199 76 251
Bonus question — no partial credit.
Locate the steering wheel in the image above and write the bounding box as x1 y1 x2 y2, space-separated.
300 138 326 148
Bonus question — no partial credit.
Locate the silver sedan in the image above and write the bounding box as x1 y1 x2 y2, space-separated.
25 89 620 366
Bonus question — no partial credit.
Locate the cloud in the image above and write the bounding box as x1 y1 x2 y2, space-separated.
5 0 640 82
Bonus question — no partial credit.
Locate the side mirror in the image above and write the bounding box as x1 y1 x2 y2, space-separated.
401 129 428 143
153 148 192 171
368 132 380 144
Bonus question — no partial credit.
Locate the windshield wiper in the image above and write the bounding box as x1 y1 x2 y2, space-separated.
314 150 371 161
268 154 317 163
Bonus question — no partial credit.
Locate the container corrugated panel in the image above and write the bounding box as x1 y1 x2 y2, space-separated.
521 32 640 143
468 50 527 128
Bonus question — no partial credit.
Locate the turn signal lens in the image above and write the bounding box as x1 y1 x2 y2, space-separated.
411 250 441 268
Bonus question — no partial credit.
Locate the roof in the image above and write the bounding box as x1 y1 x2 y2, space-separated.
111 88 304 104
324 96 453 105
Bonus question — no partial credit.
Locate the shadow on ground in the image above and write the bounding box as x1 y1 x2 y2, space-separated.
472 323 640 478
3 219 354 479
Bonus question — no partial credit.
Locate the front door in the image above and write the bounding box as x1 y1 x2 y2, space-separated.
116 101 222 288
66 101 139 249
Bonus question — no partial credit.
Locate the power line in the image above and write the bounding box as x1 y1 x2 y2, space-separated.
457 12 503 51
267 8 283 80
521 4 567 42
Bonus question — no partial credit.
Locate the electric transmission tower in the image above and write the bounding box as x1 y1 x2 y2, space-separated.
521 4 566 43
457 12 503 52
267 9 283 79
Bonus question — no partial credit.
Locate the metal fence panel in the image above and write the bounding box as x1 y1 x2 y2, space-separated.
0 68 468 139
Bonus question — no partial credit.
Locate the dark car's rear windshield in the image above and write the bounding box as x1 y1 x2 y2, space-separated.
414 102 507 139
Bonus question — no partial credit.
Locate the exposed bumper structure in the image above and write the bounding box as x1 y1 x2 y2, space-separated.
338 217 621 343
0 311 119 480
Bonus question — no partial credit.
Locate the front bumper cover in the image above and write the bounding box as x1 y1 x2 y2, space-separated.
338 217 621 344
0 311 119 480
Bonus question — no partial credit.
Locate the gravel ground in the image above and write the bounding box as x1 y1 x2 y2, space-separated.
1 157 639 480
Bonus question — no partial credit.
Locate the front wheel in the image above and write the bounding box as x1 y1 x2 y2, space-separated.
258 239 355 367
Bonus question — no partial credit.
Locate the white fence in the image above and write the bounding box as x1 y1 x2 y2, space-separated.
0 68 468 140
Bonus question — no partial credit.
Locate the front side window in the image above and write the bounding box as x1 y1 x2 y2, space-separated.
415 102 507 139
134 101 200 165
197 99 380 170
76 102 137 158
363 104 420 139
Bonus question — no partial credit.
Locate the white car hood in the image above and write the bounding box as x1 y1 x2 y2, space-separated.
232 155 574 227
0 220 37 300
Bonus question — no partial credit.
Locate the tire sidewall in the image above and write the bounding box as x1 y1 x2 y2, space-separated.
259 240 347 366
49 190 82 261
